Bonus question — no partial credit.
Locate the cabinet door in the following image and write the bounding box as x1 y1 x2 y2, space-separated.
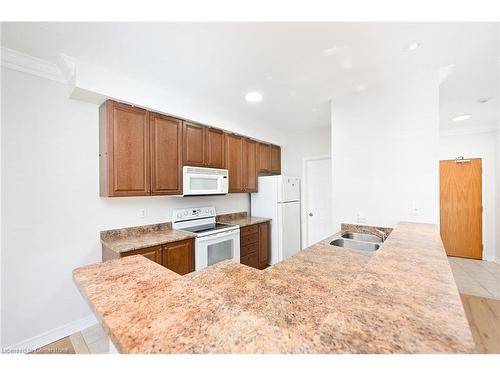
257 142 271 173
121 245 162 264
243 138 258 192
182 122 205 167
224 133 244 192
163 239 194 275
240 252 259 269
102 101 150 196
150 113 182 195
205 128 225 168
270 145 281 174
258 222 270 269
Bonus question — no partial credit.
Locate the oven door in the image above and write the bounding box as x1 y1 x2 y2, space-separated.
195 229 240 271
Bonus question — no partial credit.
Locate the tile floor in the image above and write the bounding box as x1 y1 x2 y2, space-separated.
448 256 500 299
70 323 109 354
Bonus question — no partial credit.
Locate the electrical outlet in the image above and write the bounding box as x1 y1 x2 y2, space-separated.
355 212 367 224
140 208 147 218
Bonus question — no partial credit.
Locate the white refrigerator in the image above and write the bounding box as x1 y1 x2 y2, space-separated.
251 175 301 265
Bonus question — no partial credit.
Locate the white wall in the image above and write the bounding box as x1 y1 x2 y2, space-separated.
439 131 498 261
281 126 331 178
330 73 440 229
0 68 252 348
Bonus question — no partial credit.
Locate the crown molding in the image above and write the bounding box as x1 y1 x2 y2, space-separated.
1 46 66 84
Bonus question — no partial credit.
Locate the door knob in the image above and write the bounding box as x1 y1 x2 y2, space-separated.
309 213 313 217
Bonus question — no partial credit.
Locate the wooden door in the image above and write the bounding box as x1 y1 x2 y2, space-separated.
163 239 194 275
205 128 225 168
150 113 182 195
257 142 271 173
224 133 244 192
258 222 270 269
243 138 258 192
270 145 281 174
102 101 150 196
182 122 205 167
440 158 482 259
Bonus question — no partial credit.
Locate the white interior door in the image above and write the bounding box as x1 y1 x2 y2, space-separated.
304 157 332 246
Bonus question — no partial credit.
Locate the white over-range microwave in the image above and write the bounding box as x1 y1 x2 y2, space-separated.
179 166 229 196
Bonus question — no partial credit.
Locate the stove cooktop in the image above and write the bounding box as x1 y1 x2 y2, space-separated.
181 222 236 235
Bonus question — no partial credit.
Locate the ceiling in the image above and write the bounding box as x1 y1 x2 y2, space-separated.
1 22 499 132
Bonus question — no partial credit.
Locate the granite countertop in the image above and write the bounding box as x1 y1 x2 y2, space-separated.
100 222 195 254
216 212 271 228
74 222 475 354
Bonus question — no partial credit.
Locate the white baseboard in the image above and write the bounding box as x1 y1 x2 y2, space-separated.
3 314 98 354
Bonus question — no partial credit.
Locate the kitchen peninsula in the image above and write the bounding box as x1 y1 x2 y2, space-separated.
73 222 475 354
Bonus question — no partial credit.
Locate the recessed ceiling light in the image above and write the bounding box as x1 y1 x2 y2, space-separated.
266 76 273 80
452 114 472 122
408 43 420 51
245 92 263 103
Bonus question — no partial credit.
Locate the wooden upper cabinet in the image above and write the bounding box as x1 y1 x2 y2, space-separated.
183 123 225 168
224 133 244 192
257 142 271 173
243 138 258 192
150 113 183 195
100 100 150 197
205 128 225 168
182 122 205 167
162 239 194 275
270 145 281 174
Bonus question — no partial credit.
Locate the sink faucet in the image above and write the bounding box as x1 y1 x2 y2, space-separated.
374 229 387 242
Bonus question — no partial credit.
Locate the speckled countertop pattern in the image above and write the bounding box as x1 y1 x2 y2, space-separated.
74 222 475 354
216 211 271 227
100 222 195 254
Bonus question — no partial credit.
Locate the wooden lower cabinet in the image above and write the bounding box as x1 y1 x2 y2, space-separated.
162 239 194 275
239 222 270 270
102 238 194 275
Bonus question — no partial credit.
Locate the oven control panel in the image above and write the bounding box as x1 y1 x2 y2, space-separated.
172 206 216 222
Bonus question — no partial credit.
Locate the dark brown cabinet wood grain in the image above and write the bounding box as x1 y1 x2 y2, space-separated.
270 145 281 174
224 133 244 192
239 222 270 269
162 239 194 275
150 113 183 195
205 128 225 168
257 142 271 173
102 238 194 275
258 222 270 268
183 123 225 168
99 99 281 197
243 138 258 192
182 122 205 167
99 101 150 197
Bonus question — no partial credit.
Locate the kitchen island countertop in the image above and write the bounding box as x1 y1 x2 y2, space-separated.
73 222 475 354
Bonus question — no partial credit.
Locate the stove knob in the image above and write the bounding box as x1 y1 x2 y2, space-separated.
177 213 182 218
184 211 188 215
206 209 209 213
210 210 214 214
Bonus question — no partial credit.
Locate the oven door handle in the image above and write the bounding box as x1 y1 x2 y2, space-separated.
200 229 240 240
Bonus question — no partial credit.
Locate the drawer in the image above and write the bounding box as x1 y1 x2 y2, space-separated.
240 252 259 269
241 242 258 257
240 224 259 237
241 232 259 247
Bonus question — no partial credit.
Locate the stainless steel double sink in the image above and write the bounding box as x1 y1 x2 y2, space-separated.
330 231 385 252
